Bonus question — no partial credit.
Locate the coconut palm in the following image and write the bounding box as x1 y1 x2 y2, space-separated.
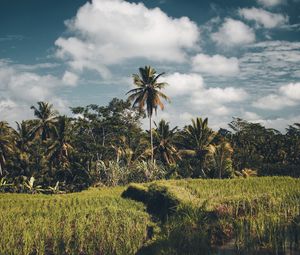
15 121 32 148
180 117 216 177
126 66 170 162
153 119 180 165
46 116 73 172
14 121 32 175
0 122 15 176
210 142 234 178
286 123 300 166
30 101 58 141
110 135 151 166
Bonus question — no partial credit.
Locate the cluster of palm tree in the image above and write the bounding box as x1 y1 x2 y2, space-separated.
0 102 78 191
0 66 299 193
126 66 235 179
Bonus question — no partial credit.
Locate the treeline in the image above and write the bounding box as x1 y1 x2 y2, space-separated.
0 98 299 193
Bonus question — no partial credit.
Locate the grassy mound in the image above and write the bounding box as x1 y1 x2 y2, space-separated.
0 187 151 255
123 177 300 254
122 183 180 221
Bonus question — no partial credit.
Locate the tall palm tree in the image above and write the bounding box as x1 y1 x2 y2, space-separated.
210 142 234 179
110 135 150 166
153 119 180 165
286 123 300 166
180 117 216 177
14 121 32 173
126 66 170 162
0 122 15 176
30 101 58 141
46 116 73 171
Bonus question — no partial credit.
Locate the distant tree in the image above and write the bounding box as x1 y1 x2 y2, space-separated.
209 141 234 179
14 121 33 176
153 119 180 165
0 122 14 176
126 66 170 162
110 135 150 166
71 98 145 168
286 123 300 167
30 101 58 141
46 116 73 173
180 117 216 177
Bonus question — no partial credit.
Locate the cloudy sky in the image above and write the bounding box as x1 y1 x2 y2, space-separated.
1 0 300 131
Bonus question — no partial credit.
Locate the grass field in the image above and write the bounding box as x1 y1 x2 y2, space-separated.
1 177 300 254
0 187 151 255
124 177 300 254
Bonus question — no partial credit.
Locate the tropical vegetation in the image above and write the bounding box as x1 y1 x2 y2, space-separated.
0 66 300 254
1 97 299 192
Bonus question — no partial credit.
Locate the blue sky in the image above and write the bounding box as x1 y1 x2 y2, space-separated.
0 0 300 131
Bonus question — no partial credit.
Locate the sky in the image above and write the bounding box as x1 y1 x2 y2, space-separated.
0 0 300 131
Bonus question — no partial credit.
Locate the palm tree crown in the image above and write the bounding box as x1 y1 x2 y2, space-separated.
153 119 180 165
46 116 73 170
180 117 216 177
210 141 234 178
126 66 170 162
31 101 58 141
126 66 170 116
0 122 15 176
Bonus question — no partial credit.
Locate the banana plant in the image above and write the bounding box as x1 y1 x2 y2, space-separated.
23 176 44 194
234 168 257 178
48 181 63 194
0 177 12 192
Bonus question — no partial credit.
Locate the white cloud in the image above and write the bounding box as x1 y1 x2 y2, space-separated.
190 85 248 118
179 112 194 122
13 62 60 71
191 87 248 107
243 111 261 121
62 71 79 86
191 54 240 76
239 8 288 28
253 82 300 110
279 82 300 100
253 94 296 110
211 18 255 47
257 0 285 7
55 0 200 77
238 41 300 88
211 106 232 116
162 72 204 97
162 72 248 118
257 115 300 131
250 40 300 51
0 60 70 123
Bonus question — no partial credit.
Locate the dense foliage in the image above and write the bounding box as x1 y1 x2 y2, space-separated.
0 99 299 192
0 66 299 193
1 66 300 254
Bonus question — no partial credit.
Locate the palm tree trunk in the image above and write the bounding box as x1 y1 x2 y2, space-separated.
0 155 6 176
150 115 154 163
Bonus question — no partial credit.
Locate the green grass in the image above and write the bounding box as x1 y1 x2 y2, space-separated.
124 177 300 254
0 187 151 255
1 177 300 254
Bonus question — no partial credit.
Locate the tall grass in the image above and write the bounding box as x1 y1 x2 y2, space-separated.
1 177 299 254
0 187 151 255
127 177 300 254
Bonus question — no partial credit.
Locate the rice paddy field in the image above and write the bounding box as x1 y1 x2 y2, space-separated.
1 177 300 254
125 177 300 254
0 187 151 255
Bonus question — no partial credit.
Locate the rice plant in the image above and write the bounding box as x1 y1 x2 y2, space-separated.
0 187 151 255
125 177 300 254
